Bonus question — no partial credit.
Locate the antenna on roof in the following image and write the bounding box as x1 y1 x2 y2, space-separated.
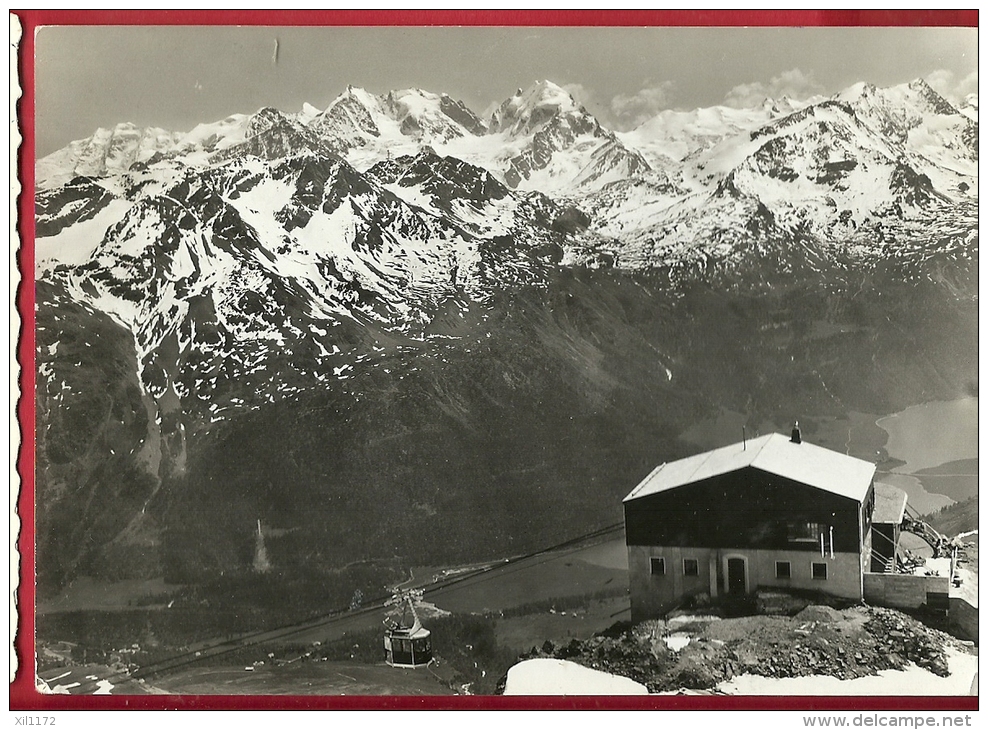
742 426 746 451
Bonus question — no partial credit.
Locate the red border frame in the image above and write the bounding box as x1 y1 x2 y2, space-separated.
10 9 979 711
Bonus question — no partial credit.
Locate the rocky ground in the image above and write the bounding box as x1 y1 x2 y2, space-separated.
505 602 970 694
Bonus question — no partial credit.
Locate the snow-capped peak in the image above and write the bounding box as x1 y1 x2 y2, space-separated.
179 113 250 147
837 81 878 102
342 85 385 110
907 78 961 116
36 122 185 188
246 106 296 136
840 77 959 121
309 86 389 135
297 102 322 124
307 85 487 164
489 80 582 136
384 87 485 139
958 93 978 122
760 95 812 117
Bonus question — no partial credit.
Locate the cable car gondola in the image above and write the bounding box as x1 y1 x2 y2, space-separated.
384 593 432 668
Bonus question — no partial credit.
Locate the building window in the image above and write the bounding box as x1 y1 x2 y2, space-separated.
683 558 699 576
650 557 665 576
812 562 828 580
775 561 791 579
788 521 825 543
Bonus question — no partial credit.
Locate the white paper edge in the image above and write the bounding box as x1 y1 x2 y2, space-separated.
9 11 23 686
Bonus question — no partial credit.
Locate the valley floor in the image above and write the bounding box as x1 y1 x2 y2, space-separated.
148 661 456 696
30 399 979 698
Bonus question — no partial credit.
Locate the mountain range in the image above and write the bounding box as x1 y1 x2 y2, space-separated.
33 78 978 592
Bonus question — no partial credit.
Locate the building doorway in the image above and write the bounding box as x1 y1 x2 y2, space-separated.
727 557 747 595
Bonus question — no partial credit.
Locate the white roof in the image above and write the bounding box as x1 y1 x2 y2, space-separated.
624 432 876 503
873 482 909 524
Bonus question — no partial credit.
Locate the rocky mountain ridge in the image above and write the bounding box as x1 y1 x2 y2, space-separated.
38 77 977 271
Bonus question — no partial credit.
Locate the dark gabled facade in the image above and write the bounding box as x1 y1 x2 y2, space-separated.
625 465 869 554
624 432 877 621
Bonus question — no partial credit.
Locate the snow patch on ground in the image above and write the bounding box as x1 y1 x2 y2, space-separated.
663 635 691 652
503 658 648 695
36 199 133 273
918 557 952 577
717 648 977 696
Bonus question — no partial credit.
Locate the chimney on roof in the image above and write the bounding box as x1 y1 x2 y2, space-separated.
791 421 802 444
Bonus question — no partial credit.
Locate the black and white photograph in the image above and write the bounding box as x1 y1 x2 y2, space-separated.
19 13 979 705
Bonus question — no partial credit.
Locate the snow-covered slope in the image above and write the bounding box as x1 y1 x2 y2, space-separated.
957 94 978 122
37 144 579 414
577 80 977 273
308 85 489 166
484 80 651 194
839 79 978 180
36 123 184 188
620 103 787 167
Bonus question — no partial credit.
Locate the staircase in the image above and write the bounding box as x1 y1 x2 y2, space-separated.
868 527 898 573
901 506 950 557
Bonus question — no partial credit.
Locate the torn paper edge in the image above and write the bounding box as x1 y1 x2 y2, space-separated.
9 12 22 685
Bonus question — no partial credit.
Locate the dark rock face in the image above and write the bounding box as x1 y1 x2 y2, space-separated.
212 113 335 163
35 281 162 591
368 152 510 208
439 94 488 136
907 78 961 118
504 111 607 187
889 159 941 208
36 177 115 237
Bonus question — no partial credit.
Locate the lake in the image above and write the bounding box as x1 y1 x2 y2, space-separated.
875 397 979 515
877 398 979 474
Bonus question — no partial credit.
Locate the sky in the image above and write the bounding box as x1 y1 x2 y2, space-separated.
33 24 978 157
